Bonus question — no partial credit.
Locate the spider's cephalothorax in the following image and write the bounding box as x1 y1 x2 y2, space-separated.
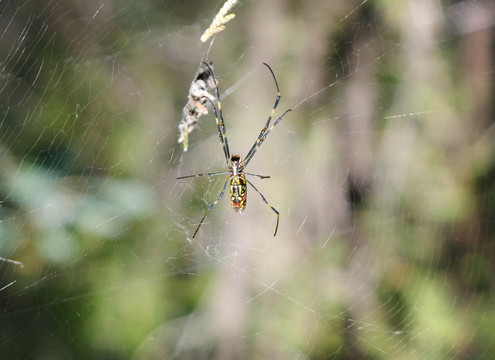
229 155 247 212
177 62 292 238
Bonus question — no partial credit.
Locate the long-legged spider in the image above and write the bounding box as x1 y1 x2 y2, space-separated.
177 62 291 238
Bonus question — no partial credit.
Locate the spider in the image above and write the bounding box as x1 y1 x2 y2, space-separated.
177 62 291 238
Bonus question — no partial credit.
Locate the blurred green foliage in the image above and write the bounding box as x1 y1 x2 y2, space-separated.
0 0 494 359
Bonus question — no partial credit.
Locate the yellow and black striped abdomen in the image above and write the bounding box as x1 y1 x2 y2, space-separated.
230 175 247 212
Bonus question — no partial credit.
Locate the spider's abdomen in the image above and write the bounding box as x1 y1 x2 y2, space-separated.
230 175 247 212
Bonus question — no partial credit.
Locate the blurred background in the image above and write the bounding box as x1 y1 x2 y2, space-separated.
0 0 494 358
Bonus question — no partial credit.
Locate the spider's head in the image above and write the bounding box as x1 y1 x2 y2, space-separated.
229 155 244 176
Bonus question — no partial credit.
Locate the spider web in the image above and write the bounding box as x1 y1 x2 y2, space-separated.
1 0 494 358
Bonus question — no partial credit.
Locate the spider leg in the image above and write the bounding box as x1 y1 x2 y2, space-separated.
192 178 229 238
202 62 230 164
245 179 279 236
244 172 270 179
243 108 291 166
243 63 292 166
177 171 230 180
